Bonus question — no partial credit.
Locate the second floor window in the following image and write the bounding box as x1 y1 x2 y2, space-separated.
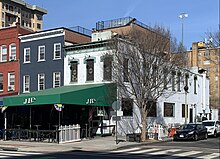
1 45 7 62
123 58 129 82
23 75 30 93
8 72 15 91
103 56 112 81
38 74 45 91
70 61 78 82
54 43 61 59
53 72 61 88
0 73 3 91
38 45 45 61
24 48 30 63
146 101 157 117
86 59 94 81
9 43 16 61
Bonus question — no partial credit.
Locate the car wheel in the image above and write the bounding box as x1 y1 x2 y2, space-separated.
204 133 208 140
213 131 217 137
194 134 198 141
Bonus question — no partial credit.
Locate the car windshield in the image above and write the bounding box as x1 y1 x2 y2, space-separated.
180 124 196 130
202 122 215 126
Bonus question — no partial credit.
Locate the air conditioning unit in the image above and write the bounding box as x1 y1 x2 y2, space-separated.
10 56 16 61
8 85 15 91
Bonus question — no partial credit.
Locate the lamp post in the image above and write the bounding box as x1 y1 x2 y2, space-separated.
179 13 188 51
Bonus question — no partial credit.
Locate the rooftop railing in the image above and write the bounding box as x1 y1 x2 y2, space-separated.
96 17 153 31
68 26 92 37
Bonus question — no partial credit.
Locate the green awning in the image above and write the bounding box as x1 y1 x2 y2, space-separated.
3 83 116 107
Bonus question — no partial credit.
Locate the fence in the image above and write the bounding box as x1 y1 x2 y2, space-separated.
59 124 81 144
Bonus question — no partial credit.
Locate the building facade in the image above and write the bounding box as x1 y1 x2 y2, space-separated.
187 42 220 119
0 25 31 100
64 35 210 136
0 0 47 31
19 27 91 93
0 24 31 128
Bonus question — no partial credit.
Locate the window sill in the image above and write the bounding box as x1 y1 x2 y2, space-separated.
53 58 61 61
37 60 46 62
23 62 31 64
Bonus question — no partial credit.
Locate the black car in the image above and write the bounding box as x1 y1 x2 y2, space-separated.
173 123 208 141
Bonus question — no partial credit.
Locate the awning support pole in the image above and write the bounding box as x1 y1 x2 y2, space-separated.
30 107 32 129
4 112 7 140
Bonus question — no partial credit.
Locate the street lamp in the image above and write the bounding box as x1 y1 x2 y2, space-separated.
179 13 188 51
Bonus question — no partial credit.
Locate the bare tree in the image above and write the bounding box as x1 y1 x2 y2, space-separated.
108 26 185 141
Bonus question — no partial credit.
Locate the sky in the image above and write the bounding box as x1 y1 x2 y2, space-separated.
26 0 219 50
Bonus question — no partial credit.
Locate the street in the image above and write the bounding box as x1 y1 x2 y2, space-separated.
1 137 219 159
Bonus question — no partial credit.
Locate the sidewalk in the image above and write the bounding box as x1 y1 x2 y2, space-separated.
0 136 173 153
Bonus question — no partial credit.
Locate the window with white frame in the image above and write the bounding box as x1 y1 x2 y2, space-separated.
164 102 175 117
23 75 30 92
38 73 45 90
203 60 210 65
1 45 7 62
8 72 15 91
24 48 30 63
0 73 3 91
53 72 61 88
38 45 45 61
54 43 61 59
9 43 16 61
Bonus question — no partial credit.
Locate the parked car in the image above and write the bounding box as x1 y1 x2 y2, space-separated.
202 120 220 137
173 123 208 141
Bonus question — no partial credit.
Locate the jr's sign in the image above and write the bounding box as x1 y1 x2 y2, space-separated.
86 98 96 104
23 97 36 105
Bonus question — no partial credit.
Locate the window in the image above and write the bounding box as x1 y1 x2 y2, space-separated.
146 101 157 117
86 59 94 81
24 48 30 63
1 45 7 62
37 15 42 20
8 72 15 91
2 12 4 19
123 58 129 82
203 60 210 65
54 43 61 59
2 2 4 9
9 43 16 61
70 61 78 82
122 98 133 116
182 104 188 118
38 74 45 91
204 52 210 56
23 75 30 92
0 73 3 91
103 56 112 81
38 45 45 61
194 76 197 94
177 72 181 92
164 102 175 117
185 73 189 88
171 71 176 91
53 72 61 88
37 23 41 29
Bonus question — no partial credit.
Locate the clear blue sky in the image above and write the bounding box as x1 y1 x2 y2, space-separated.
26 0 219 50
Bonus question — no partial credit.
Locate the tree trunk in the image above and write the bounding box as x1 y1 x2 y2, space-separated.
140 111 147 142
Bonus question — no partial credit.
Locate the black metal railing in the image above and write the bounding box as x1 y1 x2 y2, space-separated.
1 129 60 143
